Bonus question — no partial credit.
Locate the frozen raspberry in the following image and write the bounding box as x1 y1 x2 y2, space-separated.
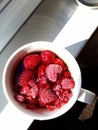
26 96 37 104
37 76 47 84
23 54 40 70
54 58 65 68
19 70 34 87
38 88 55 106
53 83 63 96
45 64 62 82
46 96 61 111
38 83 50 89
20 86 29 95
23 80 39 98
60 78 75 90
38 65 45 78
37 65 47 84
63 71 71 78
26 96 37 109
28 80 37 87
53 83 62 92
27 86 38 98
58 90 72 103
41 50 55 65
46 95 62 111
15 94 25 102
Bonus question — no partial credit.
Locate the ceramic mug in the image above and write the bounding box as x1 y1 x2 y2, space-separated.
2 41 95 120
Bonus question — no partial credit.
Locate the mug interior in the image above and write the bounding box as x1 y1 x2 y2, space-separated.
2 41 81 120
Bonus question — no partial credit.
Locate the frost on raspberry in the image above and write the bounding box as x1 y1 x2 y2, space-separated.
27 85 38 98
58 90 72 103
14 94 25 102
45 64 62 82
38 88 56 107
60 78 75 90
41 50 55 65
23 54 40 70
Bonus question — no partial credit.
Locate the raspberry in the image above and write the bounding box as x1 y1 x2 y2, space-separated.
54 58 65 68
20 86 29 95
60 78 75 90
23 54 40 70
45 64 62 82
38 83 50 89
38 65 45 78
19 70 34 87
14 94 25 102
38 88 55 106
41 50 55 65
58 90 72 103
26 96 37 104
63 71 71 78
53 83 62 92
27 86 38 98
37 65 47 84
53 83 63 96
46 96 61 111
27 80 38 98
37 76 47 84
28 80 37 88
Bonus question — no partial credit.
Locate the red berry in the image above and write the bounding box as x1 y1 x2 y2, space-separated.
46 96 61 111
37 76 47 84
15 94 25 102
60 78 75 90
20 86 29 95
26 96 37 105
58 90 72 103
53 83 62 92
41 50 55 65
23 54 40 70
63 71 71 78
53 83 63 96
54 58 65 68
28 80 37 88
38 83 50 89
27 86 38 98
45 64 62 82
38 88 55 106
38 65 45 78
19 70 34 87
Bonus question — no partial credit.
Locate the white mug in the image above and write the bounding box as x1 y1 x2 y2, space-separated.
2 41 95 120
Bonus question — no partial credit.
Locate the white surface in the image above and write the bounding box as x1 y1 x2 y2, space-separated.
0 103 34 130
53 6 98 48
0 5 98 130
0 0 42 52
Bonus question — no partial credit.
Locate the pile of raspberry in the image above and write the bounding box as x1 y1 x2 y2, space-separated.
14 50 75 111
